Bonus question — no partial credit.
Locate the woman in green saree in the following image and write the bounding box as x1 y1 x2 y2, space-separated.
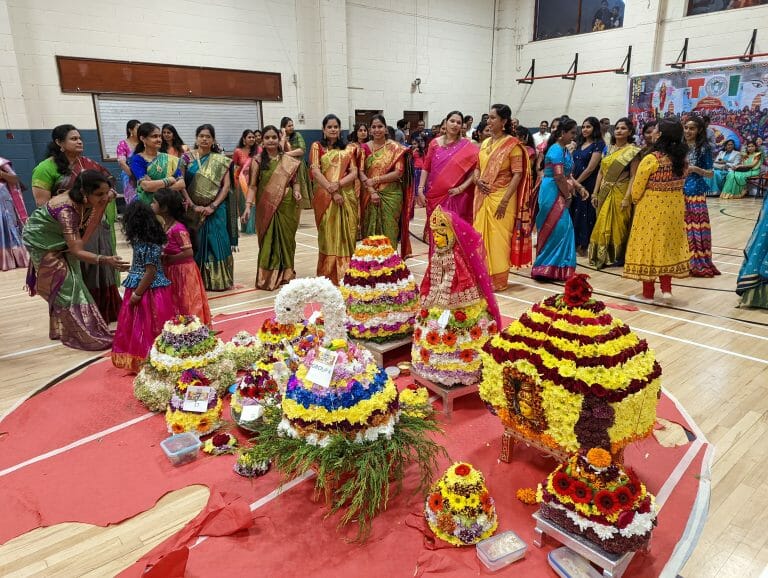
181 124 237 291
310 114 359 285
587 118 641 269
280 117 311 209
241 126 302 290
23 170 128 350
130 123 184 205
30 124 123 322
359 114 412 257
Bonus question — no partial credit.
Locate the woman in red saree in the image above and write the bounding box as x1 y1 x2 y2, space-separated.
359 114 412 257
416 110 477 238
310 114 359 284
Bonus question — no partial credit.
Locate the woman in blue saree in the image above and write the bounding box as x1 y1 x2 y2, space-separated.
736 194 768 309
181 124 236 291
531 118 589 281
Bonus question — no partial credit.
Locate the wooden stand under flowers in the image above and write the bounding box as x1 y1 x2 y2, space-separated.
500 427 570 463
352 336 411 368
532 510 648 578
413 371 479 419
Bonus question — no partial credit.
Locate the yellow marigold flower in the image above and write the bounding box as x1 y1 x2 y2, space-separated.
516 487 537 505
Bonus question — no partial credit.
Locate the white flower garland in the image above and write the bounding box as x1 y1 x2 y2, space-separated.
545 499 658 540
275 277 347 341
276 414 398 447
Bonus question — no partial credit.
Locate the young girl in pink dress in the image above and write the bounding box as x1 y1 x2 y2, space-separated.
152 188 212 325
111 201 176 372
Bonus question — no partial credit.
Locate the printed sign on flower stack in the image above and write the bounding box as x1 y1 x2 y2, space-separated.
340 236 419 343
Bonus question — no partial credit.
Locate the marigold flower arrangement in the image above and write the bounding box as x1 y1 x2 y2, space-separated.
203 432 238 455
240 278 446 541
479 276 660 456
165 369 223 436
340 236 419 342
398 385 431 418
134 315 235 411
537 449 658 554
425 462 498 546
224 331 264 371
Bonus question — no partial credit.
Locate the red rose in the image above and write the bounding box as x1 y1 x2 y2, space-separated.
616 509 635 529
563 274 592 307
420 309 429 319
638 496 651 514
454 464 471 476
454 310 467 322
212 433 230 447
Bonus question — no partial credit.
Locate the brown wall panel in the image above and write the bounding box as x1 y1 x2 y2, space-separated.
56 56 282 101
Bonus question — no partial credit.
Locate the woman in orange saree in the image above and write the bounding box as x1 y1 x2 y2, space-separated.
310 114 359 285
359 114 412 257
472 104 532 291
416 110 477 236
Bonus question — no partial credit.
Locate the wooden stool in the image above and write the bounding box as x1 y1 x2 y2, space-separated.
413 372 479 419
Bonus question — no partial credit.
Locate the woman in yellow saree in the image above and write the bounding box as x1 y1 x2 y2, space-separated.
242 126 302 290
359 114 412 257
588 118 640 269
473 104 532 291
310 114 359 285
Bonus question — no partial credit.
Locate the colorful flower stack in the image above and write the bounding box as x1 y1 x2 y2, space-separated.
203 432 237 455
278 338 399 446
537 448 658 555
340 236 419 342
412 303 498 386
224 330 263 371
479 275 661 457
231 356 282 429
425 462 498 546
165 369 223 436
134 315 235 411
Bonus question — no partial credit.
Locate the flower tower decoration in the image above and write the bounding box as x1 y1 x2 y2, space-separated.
340 235 419 342
231 356 283 430
479 274 661 458
239 277 446 541
224 331 264 371
425 462 498 546
537 448 659 554
165 369 223 435
412 207 501 386
134 315 235 411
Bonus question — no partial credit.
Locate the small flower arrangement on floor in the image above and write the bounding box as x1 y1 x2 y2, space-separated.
203 432 238 455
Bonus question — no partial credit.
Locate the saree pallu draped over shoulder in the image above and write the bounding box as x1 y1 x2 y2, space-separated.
424 138 477 232
22 196 113 350
588 144 640 269
361 140 412 256
473 135 532 290
255 154 301 290
310 143 358 285
183 152 236 291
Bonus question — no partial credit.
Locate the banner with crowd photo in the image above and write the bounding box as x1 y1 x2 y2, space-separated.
628 61 768 150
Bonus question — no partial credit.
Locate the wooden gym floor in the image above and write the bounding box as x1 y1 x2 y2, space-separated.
0 198 766 577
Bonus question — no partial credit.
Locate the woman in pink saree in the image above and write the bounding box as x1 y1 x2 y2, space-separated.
416 111 477 238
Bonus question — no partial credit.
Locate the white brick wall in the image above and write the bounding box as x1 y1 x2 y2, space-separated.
1 0 766 132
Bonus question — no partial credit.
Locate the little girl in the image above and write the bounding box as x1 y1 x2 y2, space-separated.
152 188 212 324
111 201 176 372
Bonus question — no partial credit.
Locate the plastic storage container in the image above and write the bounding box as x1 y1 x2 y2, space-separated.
476 530 527 571
161 432 202 466
548 547 603 578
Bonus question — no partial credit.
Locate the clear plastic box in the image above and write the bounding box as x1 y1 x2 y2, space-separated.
476 530 527 571
161 433 201 466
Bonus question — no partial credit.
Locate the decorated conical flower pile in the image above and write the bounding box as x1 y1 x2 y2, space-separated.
165 368 223 436
340 236 419 342
479 275 660 456
425 462 498 546
537 448 658 554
